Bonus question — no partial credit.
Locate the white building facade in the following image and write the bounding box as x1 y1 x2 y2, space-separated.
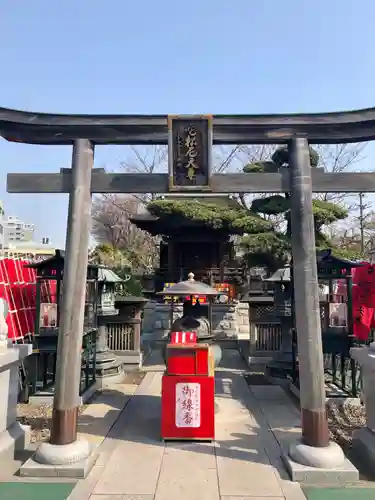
0 202 4 249
2 215 35 248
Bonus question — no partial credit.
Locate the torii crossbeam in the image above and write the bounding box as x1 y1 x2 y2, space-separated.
7 169 375 194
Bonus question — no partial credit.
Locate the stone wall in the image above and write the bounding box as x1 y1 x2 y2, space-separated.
141 301 250 348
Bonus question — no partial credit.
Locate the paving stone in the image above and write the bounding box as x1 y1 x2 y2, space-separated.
90 496 123 500
121 496 154 500
93 440 164 495
251 385 288 400
216 456 283 497
67 465 104 500
280 479 309 500
164 442 216 468
155 467 219 500
221 497 283 500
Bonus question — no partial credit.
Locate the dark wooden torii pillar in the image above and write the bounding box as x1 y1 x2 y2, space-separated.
50 139 94 446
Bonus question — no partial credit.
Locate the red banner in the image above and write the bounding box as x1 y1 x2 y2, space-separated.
352 263 375 341
0 258 56 341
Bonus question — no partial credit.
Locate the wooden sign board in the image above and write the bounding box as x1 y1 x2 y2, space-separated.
168 115 213 191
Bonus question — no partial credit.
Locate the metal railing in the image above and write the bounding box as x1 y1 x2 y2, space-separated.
323 353 361 397
290 329 367 398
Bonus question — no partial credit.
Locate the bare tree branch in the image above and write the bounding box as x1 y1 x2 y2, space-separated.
91 194 159 270
232 145 276 209
212 145 241 173
314 143 368 203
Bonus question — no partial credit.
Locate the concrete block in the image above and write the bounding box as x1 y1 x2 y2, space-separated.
0 344 33 458
19 444 99 479
0 421 30 457
352 427 375 475
281 449 359 485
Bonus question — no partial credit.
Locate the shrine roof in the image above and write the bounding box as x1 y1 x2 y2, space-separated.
130 195 244 236
25 249 99 271
264 266 291 282
266 250 365 283
97 267 124 283
130 212 198 235
316 249 364 269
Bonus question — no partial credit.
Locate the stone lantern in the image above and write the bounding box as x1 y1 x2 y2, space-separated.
264 265 294 378
96 267 125 381
157 272 224 367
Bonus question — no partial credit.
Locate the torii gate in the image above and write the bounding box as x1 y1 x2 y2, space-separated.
4 107 375 476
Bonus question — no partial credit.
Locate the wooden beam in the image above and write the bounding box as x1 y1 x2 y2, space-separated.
2 105 375 144
7 171 169 194
7 170 375 194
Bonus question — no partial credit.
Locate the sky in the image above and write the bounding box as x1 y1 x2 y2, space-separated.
1 0 375 247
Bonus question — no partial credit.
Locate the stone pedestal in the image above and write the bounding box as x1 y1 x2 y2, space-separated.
142 302 250 349
350 343 375 473
0 343 33 456
266 321 294 379
282 439 358 485
95 324 123 383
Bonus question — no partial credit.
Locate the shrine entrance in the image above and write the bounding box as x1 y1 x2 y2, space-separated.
4 107 375 474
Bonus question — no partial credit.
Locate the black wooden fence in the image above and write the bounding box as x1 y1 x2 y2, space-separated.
18 329 97 403
290 329 373 398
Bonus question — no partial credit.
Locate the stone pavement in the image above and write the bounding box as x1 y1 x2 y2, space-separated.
68 350 307 500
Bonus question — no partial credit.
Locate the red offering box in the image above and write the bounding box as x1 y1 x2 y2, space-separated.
166 344 210 376
161 375 215 441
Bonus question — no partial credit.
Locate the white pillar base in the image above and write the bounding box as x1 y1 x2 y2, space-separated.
282 438 359 485
19 438 99 479
289 439 345 468
34 438 91 465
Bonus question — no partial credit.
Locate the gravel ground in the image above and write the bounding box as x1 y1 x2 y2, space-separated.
17 371 145 443
327 400 375 484
327 400 366 450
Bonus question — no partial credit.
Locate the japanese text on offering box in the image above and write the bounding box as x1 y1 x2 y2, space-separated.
175 382 201 428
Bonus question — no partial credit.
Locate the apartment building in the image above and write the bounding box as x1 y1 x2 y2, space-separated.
3 239 56 259
2 215 35 247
